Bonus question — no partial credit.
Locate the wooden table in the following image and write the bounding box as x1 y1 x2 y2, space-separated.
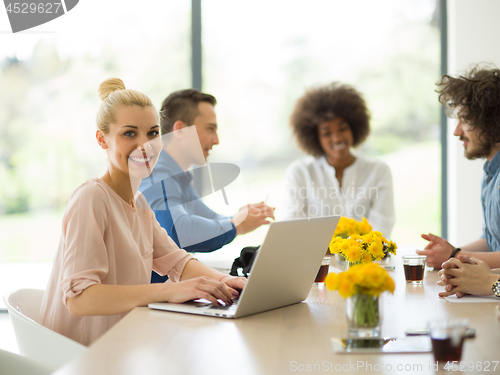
54 256 500 375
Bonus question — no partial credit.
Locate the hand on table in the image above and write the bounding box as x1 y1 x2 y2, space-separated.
437 255 475 298
417 233 455 269
232 202 275 235
437 255 498 297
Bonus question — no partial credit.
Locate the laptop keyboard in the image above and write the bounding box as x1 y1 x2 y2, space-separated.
195 297 239 311
209 304 238 311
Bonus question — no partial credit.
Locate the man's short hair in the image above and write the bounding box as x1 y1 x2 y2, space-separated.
290 82 370 157
159 89 217 134
437 64 500 149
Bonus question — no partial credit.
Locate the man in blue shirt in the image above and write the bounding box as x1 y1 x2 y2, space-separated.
418 66 500 269
139 89 275 283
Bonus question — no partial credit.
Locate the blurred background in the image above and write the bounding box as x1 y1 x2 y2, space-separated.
0 0 441 264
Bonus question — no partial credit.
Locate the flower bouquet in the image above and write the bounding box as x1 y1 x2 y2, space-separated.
329 223 397 268
326 262 395 337
333 217 372 239
330 217 372 267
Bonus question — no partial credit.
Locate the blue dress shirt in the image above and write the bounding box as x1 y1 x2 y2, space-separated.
481 150 500 252
139 151 237 283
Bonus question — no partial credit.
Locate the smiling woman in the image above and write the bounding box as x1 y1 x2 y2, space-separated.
0 2 197 314
95 79 163 202
38 78 247 346
282 82 395 237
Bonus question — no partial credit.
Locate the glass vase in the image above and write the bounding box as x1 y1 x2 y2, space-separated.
343 261 361 271
336 253 346 269
345 293 382 337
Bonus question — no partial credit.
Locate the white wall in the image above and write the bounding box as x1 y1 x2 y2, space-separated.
447 0 500 246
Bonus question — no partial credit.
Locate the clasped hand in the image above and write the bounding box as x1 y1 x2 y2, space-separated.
437 255 498 298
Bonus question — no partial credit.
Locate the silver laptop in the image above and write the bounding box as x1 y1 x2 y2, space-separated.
148 216 339 318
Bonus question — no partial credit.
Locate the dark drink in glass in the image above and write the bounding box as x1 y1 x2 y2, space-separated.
314 257 330 285
431 336 464 362
428 319 469 365
315 264 329 283
403 264 425 283
402 255 426 284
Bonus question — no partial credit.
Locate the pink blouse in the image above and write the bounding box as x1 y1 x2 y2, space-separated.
39 178 193 346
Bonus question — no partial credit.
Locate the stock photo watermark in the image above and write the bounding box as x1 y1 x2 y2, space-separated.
3 0 78 33
289 360 499 372
287 185 380 201
286 185 381 218
133 128 248 248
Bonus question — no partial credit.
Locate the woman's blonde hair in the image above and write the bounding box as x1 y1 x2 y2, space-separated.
96 78 155 133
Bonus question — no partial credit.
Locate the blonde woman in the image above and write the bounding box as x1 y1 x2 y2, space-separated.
40 78 246 346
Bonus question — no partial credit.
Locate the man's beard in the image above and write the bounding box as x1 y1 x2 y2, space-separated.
461 136 492 160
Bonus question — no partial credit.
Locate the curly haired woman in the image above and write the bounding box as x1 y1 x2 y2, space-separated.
282 82 395 236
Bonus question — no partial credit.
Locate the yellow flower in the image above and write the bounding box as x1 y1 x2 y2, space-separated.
340 240 351 252
334 217 373 238
325 272 339 290
328 242 338 254
328 237 343 254
326 263 395 298
386 275 395 294
350 234 362 241
344 245 363 263
338 276 356 298
368 241 385 261
360 233 372 242
347 268 364 285
359 217 373 234
386 240 398 255
362 252 372 263
331 218 397 264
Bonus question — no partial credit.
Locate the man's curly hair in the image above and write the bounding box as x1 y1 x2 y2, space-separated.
437 65 500 151
290 82 370 157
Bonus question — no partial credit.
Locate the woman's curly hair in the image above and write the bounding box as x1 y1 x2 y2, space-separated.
437 65 500 150
290 82 370 157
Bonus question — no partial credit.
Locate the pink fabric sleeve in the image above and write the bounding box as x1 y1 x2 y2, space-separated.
150 212 193 282
60 183 109 305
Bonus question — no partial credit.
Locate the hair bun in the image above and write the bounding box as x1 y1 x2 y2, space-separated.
98 78 126 101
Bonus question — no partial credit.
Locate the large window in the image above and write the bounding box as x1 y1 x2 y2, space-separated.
202 0 441 249
0 0 441 295
0 2 191 263
0 1 192 302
